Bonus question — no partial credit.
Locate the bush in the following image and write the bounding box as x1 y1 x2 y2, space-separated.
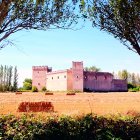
32 86 38 92
127 83 135 89
129 87 140 92
41 87 47 92
0 114 140 140
128 83 140 92
67 90 81 94
0 114 140 139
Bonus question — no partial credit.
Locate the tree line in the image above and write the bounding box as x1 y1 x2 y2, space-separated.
0 65 18 92
113 70 140 86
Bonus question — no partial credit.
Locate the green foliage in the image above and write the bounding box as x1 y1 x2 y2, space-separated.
129 87 140 92
128 83 140 92
41 86 47 92
13 66 18 92
18 89 31 92
24 78 32 84
0 65 18 92
0 114 140 139
84 66 101 72
67 90 81 94
128 83 135 89
85 0 140 55
0 0 80 49
118 70 128 80
32 86 38 92
23 78 32 90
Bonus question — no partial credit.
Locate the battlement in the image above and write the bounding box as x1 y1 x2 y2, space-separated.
72 61 83 69
32 66 52 72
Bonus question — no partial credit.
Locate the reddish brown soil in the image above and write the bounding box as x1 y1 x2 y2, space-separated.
0 92 140 116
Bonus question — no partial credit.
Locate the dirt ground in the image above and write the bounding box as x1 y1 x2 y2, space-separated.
0 92 140 116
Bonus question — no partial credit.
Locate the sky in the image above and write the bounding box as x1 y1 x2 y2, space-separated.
0 22 140 87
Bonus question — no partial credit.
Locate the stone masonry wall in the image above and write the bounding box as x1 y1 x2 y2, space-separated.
32 66 51 91
111 79 128 92
72 62 84 92
84 72 113 91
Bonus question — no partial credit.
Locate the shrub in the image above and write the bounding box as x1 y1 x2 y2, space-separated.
0 114 140 139
129 87 140 92
127 83 135 89
32 86 38 92
67 90 81 94
41 86 47 92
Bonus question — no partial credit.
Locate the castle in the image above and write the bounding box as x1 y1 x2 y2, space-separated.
32 61 127 92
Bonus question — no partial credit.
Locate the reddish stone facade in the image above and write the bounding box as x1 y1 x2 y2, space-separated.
32 62 127 92
32 66 52 90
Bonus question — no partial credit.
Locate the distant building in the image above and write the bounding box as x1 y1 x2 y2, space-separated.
32 61 127 92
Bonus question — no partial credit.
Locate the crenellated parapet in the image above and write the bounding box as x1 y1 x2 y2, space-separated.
32 66 52 72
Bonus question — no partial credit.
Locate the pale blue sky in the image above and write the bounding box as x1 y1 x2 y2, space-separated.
0 22 140 86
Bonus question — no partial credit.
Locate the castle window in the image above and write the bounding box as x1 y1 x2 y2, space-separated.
104 76 107 80
38 83 40 85
38 71 39 74
77 76 79 78
58 76 59 79
64 75 66 78
52 77 53 80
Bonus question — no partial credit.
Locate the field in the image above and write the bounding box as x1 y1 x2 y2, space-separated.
0 92 140 116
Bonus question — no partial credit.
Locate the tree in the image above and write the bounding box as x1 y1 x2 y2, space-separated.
136 74 140 85
131 73 136 86
23 78 32 90
13 66 18 91
118 70 129 80
84 66 101 72
8 66 13 91
0 0 80 48
0 65 13 92
83 0 140 55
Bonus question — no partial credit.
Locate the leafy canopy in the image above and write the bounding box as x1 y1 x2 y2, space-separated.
23 78 32 90
0 0 80 48
82 0 140 55
84 66 101 72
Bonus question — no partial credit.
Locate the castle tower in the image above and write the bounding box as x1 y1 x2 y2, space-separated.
32 66 52 90
72 61 83 92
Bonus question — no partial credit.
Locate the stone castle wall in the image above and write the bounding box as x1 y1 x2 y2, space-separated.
32 66 52 90
72 62 84 92
84 71 113 91
111 79 128 92
32 62 128 92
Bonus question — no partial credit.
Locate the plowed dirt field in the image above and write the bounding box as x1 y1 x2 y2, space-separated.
0 92 140 116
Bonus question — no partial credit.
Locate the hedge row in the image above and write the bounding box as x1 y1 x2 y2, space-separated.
0 114 140 139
